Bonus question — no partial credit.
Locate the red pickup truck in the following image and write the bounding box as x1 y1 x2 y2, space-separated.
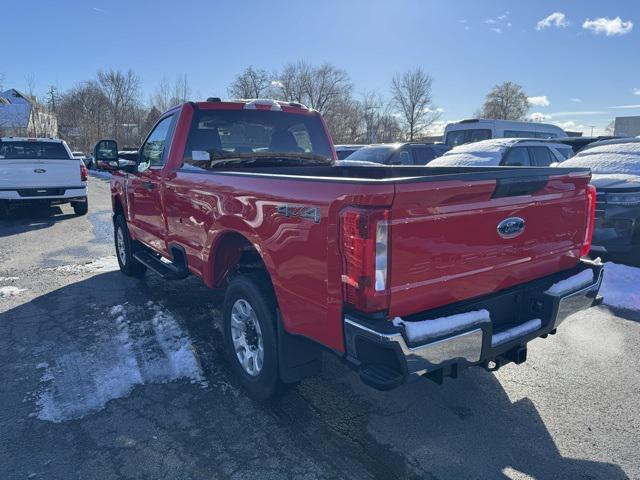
95 98 603 399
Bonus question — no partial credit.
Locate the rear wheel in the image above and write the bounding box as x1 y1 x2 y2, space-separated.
114 215 147 276
223 273 280 399
72 198 88 216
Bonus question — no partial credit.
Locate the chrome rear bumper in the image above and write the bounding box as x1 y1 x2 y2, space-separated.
344 259 604 383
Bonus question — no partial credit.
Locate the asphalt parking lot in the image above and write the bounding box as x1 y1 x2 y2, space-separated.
1 176 639 480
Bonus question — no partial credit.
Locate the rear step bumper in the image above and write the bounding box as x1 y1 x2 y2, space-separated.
344 258 604 391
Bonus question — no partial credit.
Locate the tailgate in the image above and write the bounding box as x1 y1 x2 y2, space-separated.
388 171 591 318
0 159 83 189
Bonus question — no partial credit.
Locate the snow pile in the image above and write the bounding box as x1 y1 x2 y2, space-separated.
428 139 517 167
0 285 26 297
393 309 490 344
600 262 640 311
0 276 19 282
45 256 119 275
545 269 594 296
492 318 541 347
35 302 203 423
561 142 640 175
89 170 112 180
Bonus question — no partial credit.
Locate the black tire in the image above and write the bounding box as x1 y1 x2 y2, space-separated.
72 198 89 216
223 273 280 399
114 215 147 276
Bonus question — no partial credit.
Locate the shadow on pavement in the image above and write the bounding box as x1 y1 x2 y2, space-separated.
0 270 629 480
0 204 75 238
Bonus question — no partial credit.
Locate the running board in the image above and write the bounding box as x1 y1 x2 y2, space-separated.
132 250 188 280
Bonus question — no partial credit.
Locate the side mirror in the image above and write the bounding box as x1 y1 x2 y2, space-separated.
94 140 119 171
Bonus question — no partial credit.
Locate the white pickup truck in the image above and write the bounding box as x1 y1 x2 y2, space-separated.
0 137 88 216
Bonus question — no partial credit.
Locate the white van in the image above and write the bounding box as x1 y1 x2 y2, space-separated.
444 119 566 147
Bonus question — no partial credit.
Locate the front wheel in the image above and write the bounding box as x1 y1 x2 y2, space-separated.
223 273 280 399
114 215 147 276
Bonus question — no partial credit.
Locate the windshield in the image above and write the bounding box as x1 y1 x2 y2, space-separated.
182 109 332 169
560 143 640 175
344 146 395 164
0 141 71 160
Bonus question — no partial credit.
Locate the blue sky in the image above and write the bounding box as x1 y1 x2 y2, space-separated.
2 0 639 135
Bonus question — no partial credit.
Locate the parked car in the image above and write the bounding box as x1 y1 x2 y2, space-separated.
343 142 450 165
556 136 621 156
0 137 88 215
94 97 602 399
72 151 95 169
559 139 640 263
428 139 569 167
335 144 364 160
444 119 567 147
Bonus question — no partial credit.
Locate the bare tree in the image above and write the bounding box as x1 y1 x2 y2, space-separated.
152 74 192 112
478 81 529 120
605 120 616 135
271 61 352 115
97 69 141 143
58 81 110 152
24 76 58 137
228 66 272 99
391 68 439 141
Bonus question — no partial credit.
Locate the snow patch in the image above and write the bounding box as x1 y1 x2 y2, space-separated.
545 269 594 296
0 276 19 282
393 309 490 344
45 256 119 275
600 262 640 311
0 286 26 297
89 170 112 180
492 319 541 347
35 302 204 423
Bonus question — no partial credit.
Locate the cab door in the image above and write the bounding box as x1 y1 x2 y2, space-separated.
127 114 176 253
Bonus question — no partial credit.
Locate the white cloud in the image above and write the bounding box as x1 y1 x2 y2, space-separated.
549 111 606 117
483 12 510 32
92 7 106 13
528 95 550 107
529 112 551 122
570 98 583 103
582 17 633 36
536 12 569 30
491 28 502 34
610 104 640 109
633 88 640 96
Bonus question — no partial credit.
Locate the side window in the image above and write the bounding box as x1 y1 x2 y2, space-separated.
528 146 553 166
446 131 466 147
388 149 412 165
411 146 436 164
140 115 175 167
502 147 531 166
469 129 491 142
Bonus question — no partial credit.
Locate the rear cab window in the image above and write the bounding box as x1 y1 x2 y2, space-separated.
0 141 71 160
182 108 332 169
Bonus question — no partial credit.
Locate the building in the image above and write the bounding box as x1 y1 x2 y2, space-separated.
614 115 640 137
0 89 58 137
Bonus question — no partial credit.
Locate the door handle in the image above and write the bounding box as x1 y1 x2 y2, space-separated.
143 181 155 190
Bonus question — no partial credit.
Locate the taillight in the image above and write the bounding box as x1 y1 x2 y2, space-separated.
340 207 390 313
580 184 597 257
80 162 88 182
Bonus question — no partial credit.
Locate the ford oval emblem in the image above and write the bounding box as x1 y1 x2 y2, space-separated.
497 217 525 239
33 168 46 173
